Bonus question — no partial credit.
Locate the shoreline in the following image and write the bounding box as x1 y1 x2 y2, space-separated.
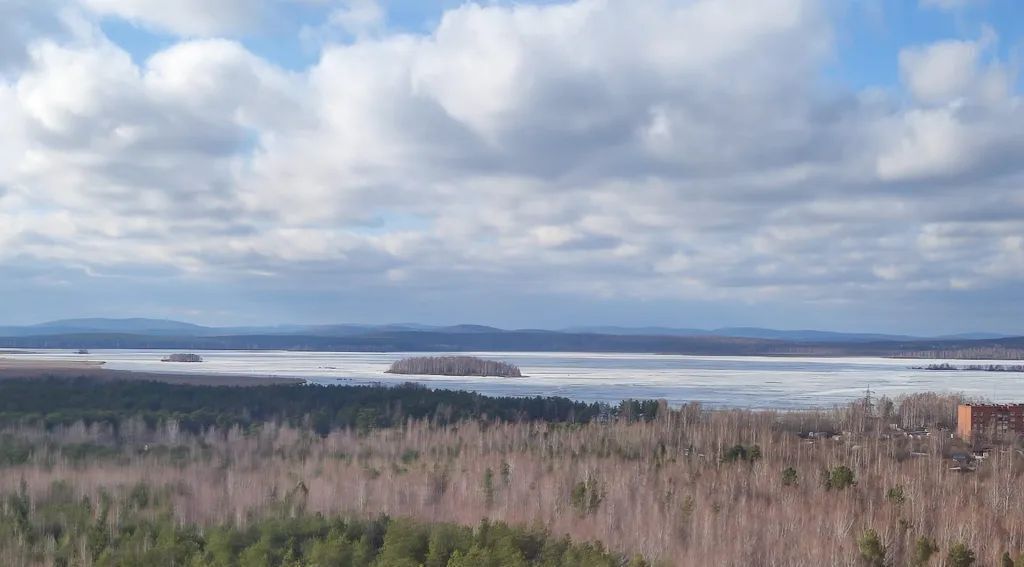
3 347 1024 362
0 359 305 386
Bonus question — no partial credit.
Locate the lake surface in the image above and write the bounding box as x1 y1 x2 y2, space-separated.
4 350 1022 409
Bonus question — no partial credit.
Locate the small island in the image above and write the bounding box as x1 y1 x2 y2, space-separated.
386 356 522 377
162 353 204 363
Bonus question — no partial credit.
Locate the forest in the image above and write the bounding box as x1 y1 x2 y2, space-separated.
0 378 1022 565
0 489 633 566
387 356 522 377
917 363 1024 373
0 378 601 434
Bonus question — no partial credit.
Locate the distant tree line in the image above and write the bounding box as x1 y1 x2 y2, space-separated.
387 356 522 377
916 363 1024 372
0 378 599 435
896 347 1024 360
4 331 1024 359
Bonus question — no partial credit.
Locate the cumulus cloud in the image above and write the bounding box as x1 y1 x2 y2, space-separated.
78 0 263 36
0 0 96 76
878 30 1021 182
324 0 385 38
2 0 1024 327
898 30 1004 105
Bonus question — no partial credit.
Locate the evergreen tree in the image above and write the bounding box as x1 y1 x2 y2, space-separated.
308 532 355 566
857 529 886 567
911 537 938 566
886 486 906 506
425 524 472 567
483 468 495 508
376 518 430 567
947 542 977 567
627 554 651 567
824 466 856 490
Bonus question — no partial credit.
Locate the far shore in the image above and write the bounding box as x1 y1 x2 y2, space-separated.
0 358 304 387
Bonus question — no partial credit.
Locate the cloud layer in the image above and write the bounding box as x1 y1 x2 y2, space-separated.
1 0 1023 330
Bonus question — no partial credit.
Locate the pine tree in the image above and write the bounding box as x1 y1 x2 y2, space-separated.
824 466 856 490
911 537 938 566
886 486 906 506
483 468 495 508
947 543 977 567
857 529 886 567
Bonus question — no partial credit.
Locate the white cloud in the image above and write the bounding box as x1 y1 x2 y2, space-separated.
327 0 385 38
878 30 1020 182
2 0 1024 324
900 39 981 104
17 40 138 136
876 107 972 180
2 31 302 275
299 0 386 48
898 30 1004 105
79 0 261 36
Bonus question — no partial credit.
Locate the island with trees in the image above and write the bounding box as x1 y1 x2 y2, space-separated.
161 353 203 363
387 355 522 377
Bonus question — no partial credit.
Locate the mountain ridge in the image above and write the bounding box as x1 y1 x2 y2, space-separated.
0 318 1015 343
0 318 1022 359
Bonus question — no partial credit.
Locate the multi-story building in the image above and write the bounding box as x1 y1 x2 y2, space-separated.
957 404 1024 439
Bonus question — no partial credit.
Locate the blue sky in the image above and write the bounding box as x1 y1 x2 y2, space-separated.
2 0 1024 334
96 1 1024 86
101 0 605 70
828 1 1023 89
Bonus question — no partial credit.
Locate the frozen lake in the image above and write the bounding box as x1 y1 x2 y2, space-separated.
3 349 1022 409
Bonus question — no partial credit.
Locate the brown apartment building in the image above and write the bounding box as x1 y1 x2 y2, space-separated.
957 404 1024 439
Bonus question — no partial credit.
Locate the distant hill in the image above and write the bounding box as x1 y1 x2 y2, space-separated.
566 326 1013 343
437 325 506 334
711 327 918 343
563 326 708 337
0 330 795 355
0 318 212 337
0 318 1021 359
0 328 1023 359
566 326 916 342
935 332 1013 340
41 318 206 331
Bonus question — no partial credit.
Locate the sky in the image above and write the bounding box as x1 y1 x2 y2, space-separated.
1 0 1023 334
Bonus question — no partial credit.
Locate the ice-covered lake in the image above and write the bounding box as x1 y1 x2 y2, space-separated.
5 349 1023 409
